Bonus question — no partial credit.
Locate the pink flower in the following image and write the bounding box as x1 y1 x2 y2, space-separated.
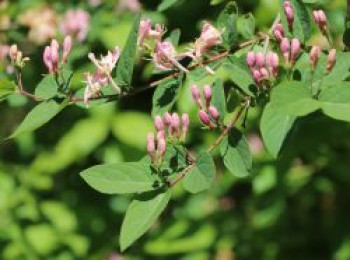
83 71 109 105
138 19 165 46
60 9 90 42
194 21 222 59
88 46 120 75
153 41 189 73
147 133 155 160
163 112 172 126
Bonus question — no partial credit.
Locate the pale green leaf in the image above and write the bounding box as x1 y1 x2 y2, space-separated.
120 189 171 251
35 74 58 99
183 152 216 193
10 99 68 139
220 129 252 177
270 81 321 116
115 14 141 89
260 103 296 158
319 83 350 122
80 162 160 194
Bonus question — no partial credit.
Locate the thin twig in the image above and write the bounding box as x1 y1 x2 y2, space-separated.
169 98 251 187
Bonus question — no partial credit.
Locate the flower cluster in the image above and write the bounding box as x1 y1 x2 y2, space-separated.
246 51 279 90
84 46 121 105
139 20 222 74
60 9 90 42
191 84 220 129
147 113 190 165
43 36 72 74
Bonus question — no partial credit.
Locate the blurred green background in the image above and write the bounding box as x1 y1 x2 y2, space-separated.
1 0 350 259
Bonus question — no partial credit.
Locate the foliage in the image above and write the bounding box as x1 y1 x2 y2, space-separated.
1 0 350 259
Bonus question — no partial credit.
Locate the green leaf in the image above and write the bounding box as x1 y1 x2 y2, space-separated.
80 162 160 194
220 129 252 177
9 99 68 139
120 189 171 251
279 0 311 43
35 75 58 99
270 81 321 116
222 57 255 96
183 152 216 193
157 0 179 11
168 29 181 47
152 76 182 117
319 83 350 122
237 13 255 40
115 14 141 89
217 2 238 48
260 103 296 158
211 79 226 119
322 52 350 86
0 79 16 100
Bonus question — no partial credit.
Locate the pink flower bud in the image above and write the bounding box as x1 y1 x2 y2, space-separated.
284 1 294 29
280 38 290 62
9 44 18 61
200 21 222 49
266 52 279 77
138 19 152 45
203 85 212 107
252 69 262 84
43 46 53 73
208 106 219 121
171 113 180 136
310 45 322 69
326 49 336 72
147 133 155 160
157 134 167 156
290 38 301 65
191 84 202 108
163 112 172 126
50 39 59 72
273 23 284 42
154 115 164 132
313 10 327 32
246 51 256 68
62 35 72 63
255 52 265 68
181 113 190 139
198 110 211 126
259 67 269 79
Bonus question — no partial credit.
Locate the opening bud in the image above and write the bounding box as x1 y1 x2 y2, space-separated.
208 106 219 121
326 49 336 72
309 45 322 69
198 110 211 127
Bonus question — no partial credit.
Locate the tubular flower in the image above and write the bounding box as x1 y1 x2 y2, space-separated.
153 41 189 73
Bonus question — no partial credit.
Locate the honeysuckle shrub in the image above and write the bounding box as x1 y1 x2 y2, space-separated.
1 0 350 259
